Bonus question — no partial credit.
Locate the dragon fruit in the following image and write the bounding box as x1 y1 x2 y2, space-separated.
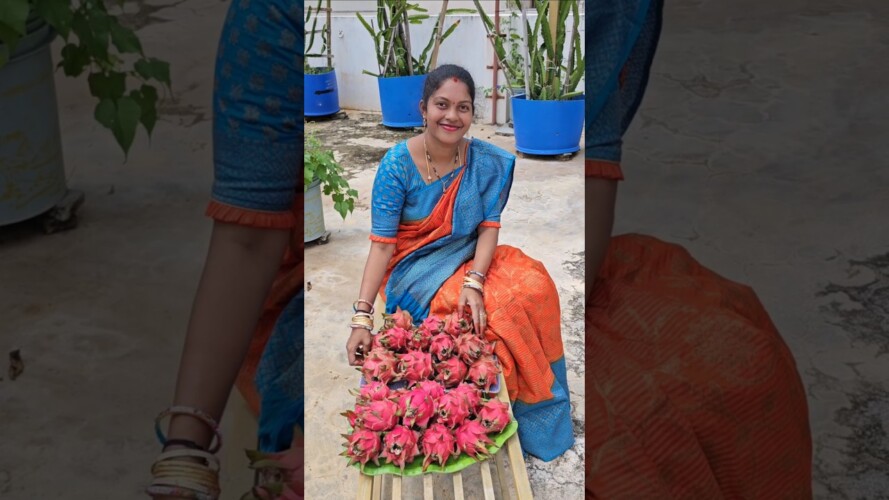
458 309 474 334
421 423 459 471
420 316 444 336
399 350 433 383
451 383 482 414
455 420 493 459
406 327 432 351
383 307 414 330
477 399 511 433
353 381 390 405
468 355 499 392
377 327 411 352
398 388 435 429
342 429 382 469
455 333 487 365
361 348 401 385
414 380 445 401
436 392 470 428
381 425 420 472
442 311 462 337
359 399 399 432
454 420 494 458
429 333 456 361
435 357 468 388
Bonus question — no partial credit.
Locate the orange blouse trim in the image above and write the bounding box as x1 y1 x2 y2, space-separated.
585 159 625 180
205 199 296 229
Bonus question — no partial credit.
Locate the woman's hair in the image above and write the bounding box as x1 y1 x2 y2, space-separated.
421 64 476 111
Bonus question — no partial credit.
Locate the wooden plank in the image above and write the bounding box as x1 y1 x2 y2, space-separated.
392 475 402 500
371 474 383 500
494 449 510 500
356 473 374 500
498 373 533 499
423 474 434 499
480 461 496 500
452 472 465 500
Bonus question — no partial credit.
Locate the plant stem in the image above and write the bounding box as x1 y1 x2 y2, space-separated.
428 0 449 71
402 3 414 75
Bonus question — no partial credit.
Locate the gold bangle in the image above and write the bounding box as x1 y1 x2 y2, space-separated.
353 299 375 314
463 276 484 288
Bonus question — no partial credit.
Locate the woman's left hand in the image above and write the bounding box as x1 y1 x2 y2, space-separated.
458 287 486 335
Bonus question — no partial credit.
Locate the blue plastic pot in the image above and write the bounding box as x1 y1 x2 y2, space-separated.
304 69 340 117
377 74 426 128
512 94 585 155
0 20 67 225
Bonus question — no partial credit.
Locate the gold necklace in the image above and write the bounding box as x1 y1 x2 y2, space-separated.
423 136 461 194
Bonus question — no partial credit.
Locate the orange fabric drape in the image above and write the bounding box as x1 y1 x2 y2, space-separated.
585 234 812 498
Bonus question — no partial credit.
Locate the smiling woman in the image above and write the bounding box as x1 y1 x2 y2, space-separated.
343 64 576 462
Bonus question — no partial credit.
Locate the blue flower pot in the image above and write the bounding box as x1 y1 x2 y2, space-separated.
512 94 585 155
377 74 427 128
304 69 340 117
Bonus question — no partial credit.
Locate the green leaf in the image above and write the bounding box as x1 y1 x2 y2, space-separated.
112 96 142 156
88 71 126 100
109 19 142 54
94 98 116 129
0 45 7 68
131 84 159 136
134 57 172 87
444 8 477 14
59 43 90 77
0 0 30 36
33 0 73 38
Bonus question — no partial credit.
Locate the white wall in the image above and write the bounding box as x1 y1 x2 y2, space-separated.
308 5 585 124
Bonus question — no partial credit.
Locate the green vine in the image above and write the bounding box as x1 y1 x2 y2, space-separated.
304 134 358 220
0 0 172 158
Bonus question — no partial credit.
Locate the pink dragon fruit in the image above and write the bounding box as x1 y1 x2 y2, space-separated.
406 327 432 351
353 381 390 405
455 333 487 365
383 307 414 330
429 333 456 360
477 399 511 433
387 387 408 404
442 311 462 337
421 423 459 471
341 408 361 429
468 355 499 392
342 429 382 469
451 383 482 414
399 350 433 383
361 348 401 385
436 392 470 428
377 327 411 352
458 309 474 334
359 399 399 432
435 357 468 388
414 380 445 401
398 388 435 429
381 425 420 472
420 315 444 336
455 420 494 459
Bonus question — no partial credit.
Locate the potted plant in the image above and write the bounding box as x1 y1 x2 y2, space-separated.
475 0 584 155
0 1 170 227
356 0 471 128
305 0 340 117
304 133 358 243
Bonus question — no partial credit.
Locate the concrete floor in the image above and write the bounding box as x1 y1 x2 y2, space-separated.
1 0 887 499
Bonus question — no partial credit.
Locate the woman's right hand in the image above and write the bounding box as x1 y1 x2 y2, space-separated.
346 328 373 366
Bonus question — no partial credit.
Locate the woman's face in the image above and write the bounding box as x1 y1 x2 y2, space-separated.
421 78 473 147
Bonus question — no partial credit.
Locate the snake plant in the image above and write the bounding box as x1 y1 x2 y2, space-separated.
305 0 332 74
356 0 474 78
474 0 583 100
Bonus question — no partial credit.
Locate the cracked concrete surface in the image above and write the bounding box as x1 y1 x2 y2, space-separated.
303 113 585 499
0 0 887 498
